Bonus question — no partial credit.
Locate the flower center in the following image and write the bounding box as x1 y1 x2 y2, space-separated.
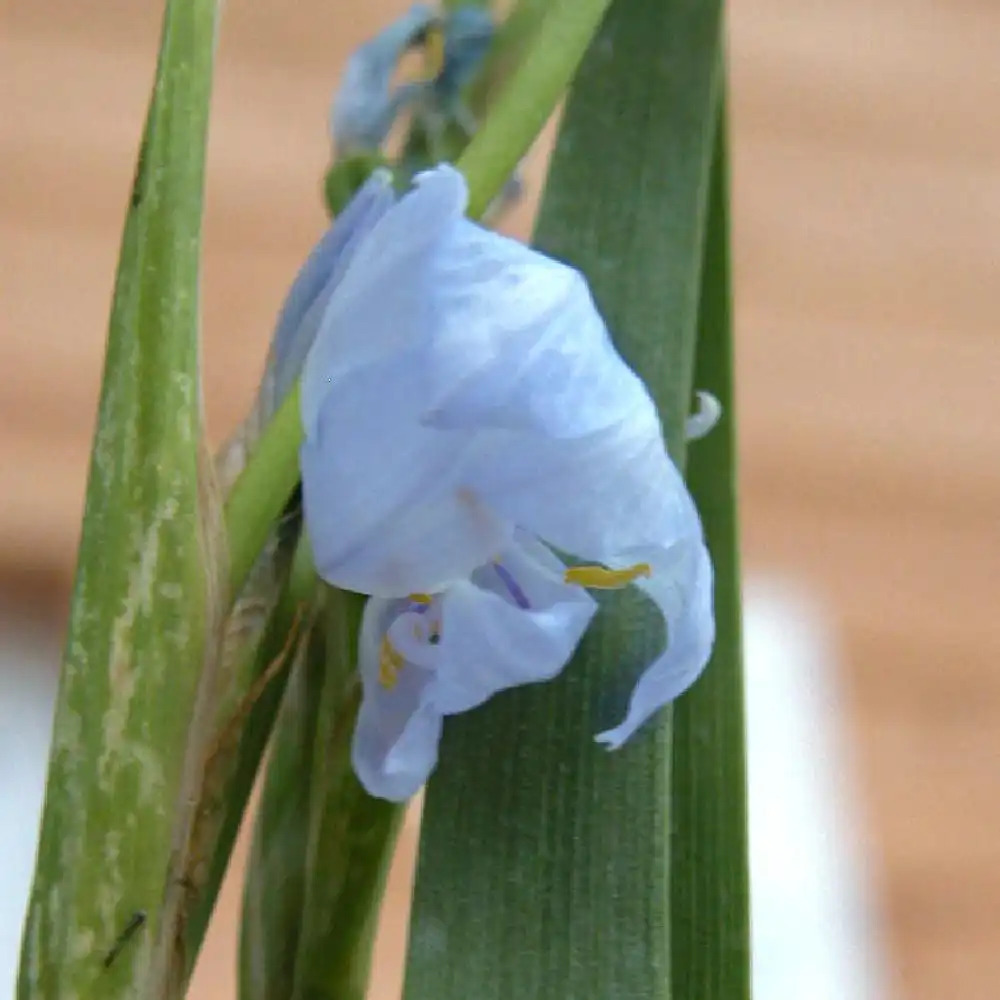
563 561 652 589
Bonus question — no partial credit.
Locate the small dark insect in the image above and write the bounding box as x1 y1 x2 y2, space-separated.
103 910 147 969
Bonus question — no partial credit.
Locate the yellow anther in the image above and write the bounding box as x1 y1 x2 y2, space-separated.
408 592 434 606
422 22 446 80
378 636 405 690
563 561 653 590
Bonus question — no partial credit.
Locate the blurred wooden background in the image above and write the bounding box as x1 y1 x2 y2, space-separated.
3 1 998 998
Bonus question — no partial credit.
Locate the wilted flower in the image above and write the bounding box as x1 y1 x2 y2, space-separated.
286 165 716 802
330 5 496 157
330 4 436 155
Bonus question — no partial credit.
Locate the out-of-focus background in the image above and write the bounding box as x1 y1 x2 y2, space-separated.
3 1 998 998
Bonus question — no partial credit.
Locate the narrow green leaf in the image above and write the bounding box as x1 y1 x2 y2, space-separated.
670 98 751 1000
404 3 723 999
224 383 303 598
17 2 222 999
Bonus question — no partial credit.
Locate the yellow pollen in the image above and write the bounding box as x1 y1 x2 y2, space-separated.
408 592 434 606
378 636 405 690
563 561 653 590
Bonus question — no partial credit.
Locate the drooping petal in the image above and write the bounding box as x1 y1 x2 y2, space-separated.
465 404 697 562
350 537 596 801
411 250 717 741
465 417 715 743
351 597 443 801
594 539 715 748
392 536 597 715
331 4 436 154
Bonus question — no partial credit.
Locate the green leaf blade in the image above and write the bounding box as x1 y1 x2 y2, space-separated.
670 100 752 1000
404 2 725 998
17 3 222 998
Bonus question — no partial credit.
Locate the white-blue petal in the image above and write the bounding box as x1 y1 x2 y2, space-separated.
595 539 715 748
465 404 696 563
351 597 443 801
418 228 643 439
398 538 596 714
301 353 511 596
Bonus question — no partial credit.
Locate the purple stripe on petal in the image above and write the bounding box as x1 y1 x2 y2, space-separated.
492 560 531 610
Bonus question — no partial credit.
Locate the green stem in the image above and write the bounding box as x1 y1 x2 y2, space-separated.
470 0 556 112
239 588 404 1000
457 0 613 218
289 589 405 1000
224 383 303 597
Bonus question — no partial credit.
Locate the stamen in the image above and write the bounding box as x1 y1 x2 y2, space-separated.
563 562 652 589
408 593 434 606
378 636 404 689
492 560 531 609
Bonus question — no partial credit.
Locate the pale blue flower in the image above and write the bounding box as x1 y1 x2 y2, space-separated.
296 165 717 801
